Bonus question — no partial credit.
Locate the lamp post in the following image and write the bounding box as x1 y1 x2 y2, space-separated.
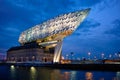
94 56 97 60
118 54 120 60
117 52 120 60
66 54 68 60
101 53 104 60
88 52 91 60
109 54 112 60
114 53 117 60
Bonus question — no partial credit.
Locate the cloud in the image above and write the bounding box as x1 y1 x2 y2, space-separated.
92 0 118 12
105 19 120 37
0 0 106 29
0 0 120 56
0 22 20 51
0 48 7 53
78 19 101 30
63 18 120 55
73 19 101 36
72 0 101 7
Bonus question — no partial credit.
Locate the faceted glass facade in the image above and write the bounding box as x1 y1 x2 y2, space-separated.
19 8 90 44
7 8 90 63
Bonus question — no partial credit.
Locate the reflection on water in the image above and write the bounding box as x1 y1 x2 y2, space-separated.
1 65 119 80
85 72 93 80
10 65 16 79
116 72 120 80
51 70 77 80
30 66 37 80
51 70 62 80
70 71 77 80
64 72 70 80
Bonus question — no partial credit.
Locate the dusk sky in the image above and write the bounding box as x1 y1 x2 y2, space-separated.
0 0 120 59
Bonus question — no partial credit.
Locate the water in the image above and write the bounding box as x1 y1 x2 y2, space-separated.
0 65 120 80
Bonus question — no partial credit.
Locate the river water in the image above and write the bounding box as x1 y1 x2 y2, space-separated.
0 65 120 80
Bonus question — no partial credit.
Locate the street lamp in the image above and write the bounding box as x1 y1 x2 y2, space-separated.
114 53 117 60
70 52 74 60
66 54 68 60
94 56 97 60
109 54 112 60
101 53 104 59
118 54 120 60
88 52 91 60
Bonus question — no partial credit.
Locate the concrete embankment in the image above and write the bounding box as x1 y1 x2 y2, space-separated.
3 63 120 71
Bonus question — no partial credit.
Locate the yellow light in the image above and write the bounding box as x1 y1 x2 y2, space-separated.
85 72 93 80
31 66 35 70
11 65 14 68
30 66 37 79
10 65 15 73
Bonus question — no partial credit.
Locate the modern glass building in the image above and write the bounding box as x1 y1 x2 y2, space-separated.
7 8 90 63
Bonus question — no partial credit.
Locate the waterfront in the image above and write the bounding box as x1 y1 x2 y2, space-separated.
0 65 119 80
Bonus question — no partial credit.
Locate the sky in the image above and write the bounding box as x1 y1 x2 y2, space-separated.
0 0 120 59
